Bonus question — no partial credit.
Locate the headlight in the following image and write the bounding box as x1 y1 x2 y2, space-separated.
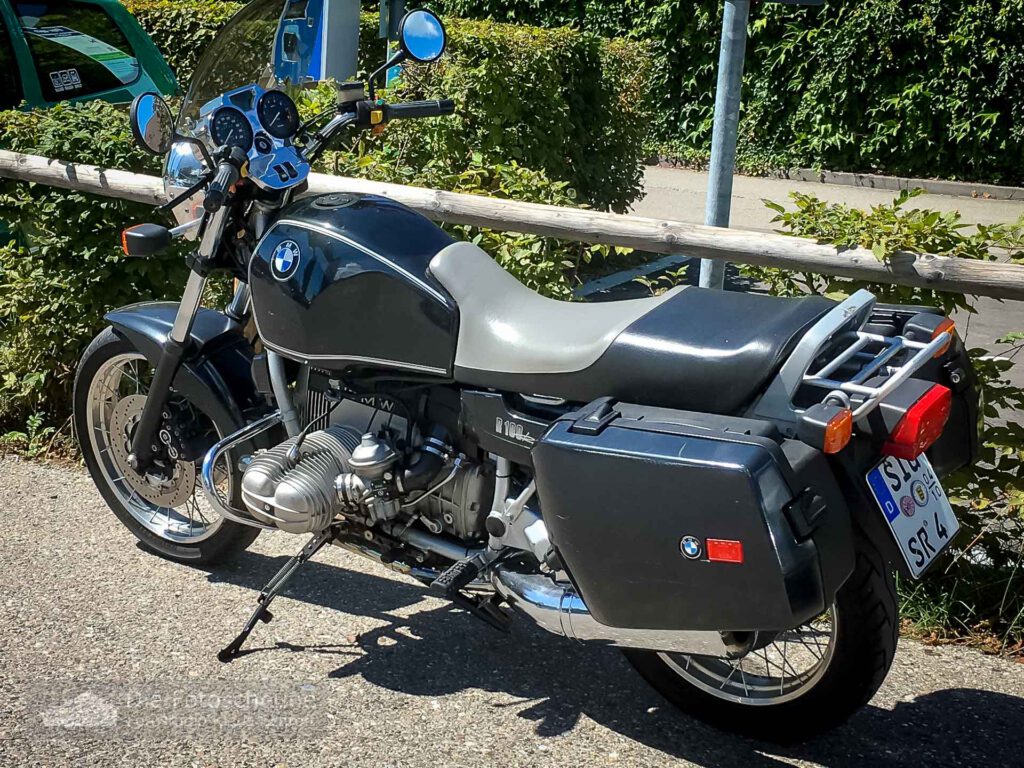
163 140 208 235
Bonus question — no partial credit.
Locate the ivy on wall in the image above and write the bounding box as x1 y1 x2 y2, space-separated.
438 0 1024 185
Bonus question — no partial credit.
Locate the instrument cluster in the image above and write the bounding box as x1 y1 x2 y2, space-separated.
198 84 309 192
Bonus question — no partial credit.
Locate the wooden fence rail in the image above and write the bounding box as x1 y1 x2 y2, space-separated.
3 149 1023 301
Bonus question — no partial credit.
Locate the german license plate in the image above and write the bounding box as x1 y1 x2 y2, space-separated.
865 455 959 578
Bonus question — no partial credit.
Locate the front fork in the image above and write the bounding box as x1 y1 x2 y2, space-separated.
128 207 233 473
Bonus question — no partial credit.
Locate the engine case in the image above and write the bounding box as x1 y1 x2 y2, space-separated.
405 461 493 539
241 426 361 533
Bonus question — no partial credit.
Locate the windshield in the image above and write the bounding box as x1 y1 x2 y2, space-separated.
177 0 310 132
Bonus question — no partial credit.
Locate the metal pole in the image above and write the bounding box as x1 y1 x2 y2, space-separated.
699 0 751 290
384 0 406 87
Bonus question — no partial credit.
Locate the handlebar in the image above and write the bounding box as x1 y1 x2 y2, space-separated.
383 99 456 121
203 147 248 213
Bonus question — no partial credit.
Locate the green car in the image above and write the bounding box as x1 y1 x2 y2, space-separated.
0 0 177 110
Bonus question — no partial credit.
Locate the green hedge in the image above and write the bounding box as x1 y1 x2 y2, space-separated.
124 0 241 87
124 0 654 211
438 0 1024 186
0 102 189 428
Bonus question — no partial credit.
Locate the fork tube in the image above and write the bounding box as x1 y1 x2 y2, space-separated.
129 269 208 470
128 207 229 471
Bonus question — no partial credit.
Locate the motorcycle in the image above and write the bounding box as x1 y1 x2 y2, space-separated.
73 0 981 743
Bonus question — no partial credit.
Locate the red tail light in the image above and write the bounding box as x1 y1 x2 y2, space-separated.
882 385 952 460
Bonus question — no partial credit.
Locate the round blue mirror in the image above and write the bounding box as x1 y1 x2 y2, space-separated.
130 93 175 155
398 9 447 63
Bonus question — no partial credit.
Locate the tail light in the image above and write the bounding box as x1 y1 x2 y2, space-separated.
882 384 952 460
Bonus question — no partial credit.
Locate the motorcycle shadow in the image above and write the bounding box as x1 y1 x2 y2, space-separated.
211 550 1024 768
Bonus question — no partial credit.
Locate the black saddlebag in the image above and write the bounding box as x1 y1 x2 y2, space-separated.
532 401 855 632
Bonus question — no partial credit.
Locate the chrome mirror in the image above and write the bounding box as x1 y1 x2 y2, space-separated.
130 93 175 156
398 9 447 63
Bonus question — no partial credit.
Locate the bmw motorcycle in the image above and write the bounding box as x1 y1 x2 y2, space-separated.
73 0 981 743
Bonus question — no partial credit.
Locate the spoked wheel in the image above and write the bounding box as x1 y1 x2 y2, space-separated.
625 525 898 743
663 609 836 705
73 328 259 564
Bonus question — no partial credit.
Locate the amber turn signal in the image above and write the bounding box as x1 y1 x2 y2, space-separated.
798 401 854 455
931 318 956 358
822 407 854 454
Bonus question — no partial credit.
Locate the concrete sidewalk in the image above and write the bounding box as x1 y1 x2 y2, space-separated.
632 167 1024 389
632 167 1024 232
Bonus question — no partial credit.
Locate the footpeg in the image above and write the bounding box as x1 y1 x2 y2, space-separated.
430 553 509 632
430 558 481 596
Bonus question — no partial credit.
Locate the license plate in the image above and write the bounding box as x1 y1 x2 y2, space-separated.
865 455 959 578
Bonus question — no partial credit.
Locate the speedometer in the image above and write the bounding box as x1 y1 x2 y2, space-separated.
210 107 254 152
257 90 300 139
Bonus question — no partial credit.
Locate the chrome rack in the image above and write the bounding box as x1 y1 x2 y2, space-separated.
751 290 950 433
803 330 952 419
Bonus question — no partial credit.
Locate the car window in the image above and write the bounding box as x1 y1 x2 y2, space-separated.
0 15 24 109
15 1 140 102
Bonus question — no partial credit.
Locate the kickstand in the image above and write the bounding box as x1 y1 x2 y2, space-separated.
218 528 335 662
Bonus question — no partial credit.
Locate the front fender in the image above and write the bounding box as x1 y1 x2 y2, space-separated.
104 301 260 437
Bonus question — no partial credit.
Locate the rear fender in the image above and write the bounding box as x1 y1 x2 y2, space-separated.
828 441 917 579
104 301 261 438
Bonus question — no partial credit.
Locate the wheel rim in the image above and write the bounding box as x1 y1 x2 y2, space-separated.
658 608 837 706
85 352 227 544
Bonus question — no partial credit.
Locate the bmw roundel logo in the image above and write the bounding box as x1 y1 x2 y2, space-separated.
680 535 703 560
271 239 301 281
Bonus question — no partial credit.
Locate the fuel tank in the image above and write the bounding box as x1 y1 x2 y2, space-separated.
250 193 458 376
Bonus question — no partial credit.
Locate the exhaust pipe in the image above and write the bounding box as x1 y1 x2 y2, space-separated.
491 564 731 656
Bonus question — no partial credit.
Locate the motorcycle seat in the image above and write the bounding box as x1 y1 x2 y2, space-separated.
429 242 834 414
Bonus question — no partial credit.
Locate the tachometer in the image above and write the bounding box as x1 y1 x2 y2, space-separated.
210 107 254 152
257 90 300 140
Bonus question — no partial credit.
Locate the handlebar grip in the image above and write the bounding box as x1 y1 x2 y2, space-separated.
384 99 456 121
203 161 241 213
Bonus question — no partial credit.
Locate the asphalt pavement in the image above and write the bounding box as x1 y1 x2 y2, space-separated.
2 456 1022 768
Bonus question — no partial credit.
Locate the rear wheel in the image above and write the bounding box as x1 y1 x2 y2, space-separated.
73 328 259 565
625 524 898 743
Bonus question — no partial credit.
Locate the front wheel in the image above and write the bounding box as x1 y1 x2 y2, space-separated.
73 327 259 565
625 523 898 743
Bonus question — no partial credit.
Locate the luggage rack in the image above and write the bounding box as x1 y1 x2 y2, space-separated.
803 329 952 419
752 290 952 432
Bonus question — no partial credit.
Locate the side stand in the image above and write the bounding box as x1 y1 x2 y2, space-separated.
218 528 335 662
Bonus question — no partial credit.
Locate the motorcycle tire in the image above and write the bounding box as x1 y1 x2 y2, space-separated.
624 520 898 743
73 327 259 565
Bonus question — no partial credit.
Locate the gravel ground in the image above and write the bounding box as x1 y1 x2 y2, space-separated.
2 456 1022 768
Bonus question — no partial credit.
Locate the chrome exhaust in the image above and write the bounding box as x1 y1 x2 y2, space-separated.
491 564 731 656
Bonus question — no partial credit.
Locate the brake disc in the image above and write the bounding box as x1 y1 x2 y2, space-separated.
109 395 197 509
